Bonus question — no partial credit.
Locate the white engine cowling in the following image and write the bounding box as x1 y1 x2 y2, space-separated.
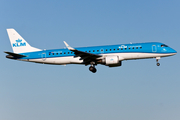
102 56 123 67
105 56 119 65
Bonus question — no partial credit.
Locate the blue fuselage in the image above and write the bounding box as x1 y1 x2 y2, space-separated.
19 42 176 60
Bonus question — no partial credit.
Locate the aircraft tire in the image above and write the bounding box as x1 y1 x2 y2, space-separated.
157 63 160 66
89 66 97 73
92 68 97 73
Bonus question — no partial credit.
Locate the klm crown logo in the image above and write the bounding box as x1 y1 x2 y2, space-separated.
16 39 22 43
119 45 127 48
13 39 26 47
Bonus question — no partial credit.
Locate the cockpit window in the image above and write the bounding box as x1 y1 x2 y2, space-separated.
161 44 168 47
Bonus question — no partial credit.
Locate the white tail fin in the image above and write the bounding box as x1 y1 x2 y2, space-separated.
7 29 41 53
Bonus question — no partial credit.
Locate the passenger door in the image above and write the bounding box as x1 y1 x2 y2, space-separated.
41 53 46 61
152 45 157 52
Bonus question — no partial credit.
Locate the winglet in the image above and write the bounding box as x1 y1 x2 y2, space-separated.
63 41 75 50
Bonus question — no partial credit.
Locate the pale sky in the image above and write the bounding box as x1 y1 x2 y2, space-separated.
0 0 180 120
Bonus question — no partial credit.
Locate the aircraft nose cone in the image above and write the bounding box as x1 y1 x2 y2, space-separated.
171 49 177 54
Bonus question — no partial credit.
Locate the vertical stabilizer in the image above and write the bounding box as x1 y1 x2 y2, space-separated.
7 29 41 53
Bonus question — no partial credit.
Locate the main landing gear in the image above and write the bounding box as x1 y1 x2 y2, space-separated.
89 62 97 73
156 57 160 66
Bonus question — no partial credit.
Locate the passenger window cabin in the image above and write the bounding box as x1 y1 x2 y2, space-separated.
48 46 143 56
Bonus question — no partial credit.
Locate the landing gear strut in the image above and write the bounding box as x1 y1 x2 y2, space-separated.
89 62 97 73
156 57 160 66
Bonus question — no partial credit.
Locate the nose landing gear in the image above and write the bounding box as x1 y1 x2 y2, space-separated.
157 62 160 66
156 57 160 66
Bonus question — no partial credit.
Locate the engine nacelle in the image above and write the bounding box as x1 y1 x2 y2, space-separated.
105 56 119 65
100 56 123 67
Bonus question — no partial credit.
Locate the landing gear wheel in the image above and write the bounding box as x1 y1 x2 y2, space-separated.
89 66 97 73
89 66 94 71
157 63 160 66
156 57 161 67
92 68 97 73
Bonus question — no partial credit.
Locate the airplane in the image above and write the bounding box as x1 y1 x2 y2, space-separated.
5 29 177 73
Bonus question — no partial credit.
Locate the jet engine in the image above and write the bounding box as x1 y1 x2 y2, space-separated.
98 55 123 67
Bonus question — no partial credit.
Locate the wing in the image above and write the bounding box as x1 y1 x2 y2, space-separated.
63 41 102 64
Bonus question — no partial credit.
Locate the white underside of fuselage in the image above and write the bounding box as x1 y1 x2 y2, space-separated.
18 53 176 65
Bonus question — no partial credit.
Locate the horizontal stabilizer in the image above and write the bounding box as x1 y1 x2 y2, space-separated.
4 51 26 58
